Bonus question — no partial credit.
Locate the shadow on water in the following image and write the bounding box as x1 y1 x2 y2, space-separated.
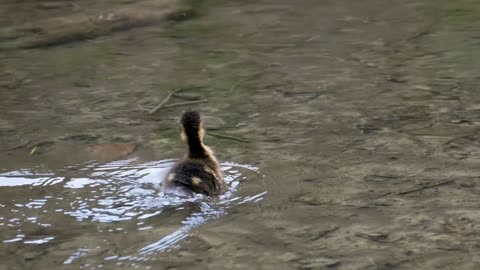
0 158 266 265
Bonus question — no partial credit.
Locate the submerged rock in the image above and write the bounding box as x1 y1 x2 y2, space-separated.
297 257 341 270
0 0 183 49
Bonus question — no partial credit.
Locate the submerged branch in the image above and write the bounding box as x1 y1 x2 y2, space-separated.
149 91 174 114
208 131 250 142
162 99 208 109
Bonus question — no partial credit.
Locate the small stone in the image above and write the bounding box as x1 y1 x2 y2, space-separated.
23 250 44 261
413 85 432 90
386 74 407 83
298 257 340 269
459 181 475 188
280 252 299 262
450 119 471 124
196 233 224 247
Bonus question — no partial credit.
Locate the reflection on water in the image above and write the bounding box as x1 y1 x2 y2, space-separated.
0 158 266 265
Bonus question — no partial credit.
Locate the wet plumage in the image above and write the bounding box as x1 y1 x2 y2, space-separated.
163 111 225 196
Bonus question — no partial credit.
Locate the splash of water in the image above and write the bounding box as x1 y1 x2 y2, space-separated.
0 158 267 265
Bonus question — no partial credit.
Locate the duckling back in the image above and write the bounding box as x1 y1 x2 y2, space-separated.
165 160 224 196
162 111 226 196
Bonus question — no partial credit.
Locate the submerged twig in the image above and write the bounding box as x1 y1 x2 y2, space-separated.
172 92 203 101
208 131 250 142
355 232 402 243
228 69 269 93
162 99 208 109
29 146 37 156
406 21 437 41
149 91 174 114
395 179 453 195
377 179 453 199
149 86 209 113
308 226 339 242
2 139 30 152
228 78 244 93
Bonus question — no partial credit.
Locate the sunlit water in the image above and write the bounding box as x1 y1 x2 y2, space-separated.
0 158 266 266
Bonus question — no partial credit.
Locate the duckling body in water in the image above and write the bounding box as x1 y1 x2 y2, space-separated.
163 111 226 196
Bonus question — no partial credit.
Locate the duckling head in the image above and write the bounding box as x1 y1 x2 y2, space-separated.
179 111 205 147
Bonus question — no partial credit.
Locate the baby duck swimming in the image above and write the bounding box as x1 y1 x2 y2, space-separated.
163 111 226 196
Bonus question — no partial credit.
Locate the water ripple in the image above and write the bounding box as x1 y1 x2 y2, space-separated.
0 158 266 265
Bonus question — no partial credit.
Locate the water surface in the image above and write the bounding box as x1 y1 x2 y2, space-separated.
0 158 265 267
1 0 480 269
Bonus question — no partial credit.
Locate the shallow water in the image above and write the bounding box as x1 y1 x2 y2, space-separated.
1 0 480 269
0 158 264 266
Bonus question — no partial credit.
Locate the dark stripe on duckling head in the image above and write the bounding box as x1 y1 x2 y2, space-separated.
181 111 201 136
180 111 207 158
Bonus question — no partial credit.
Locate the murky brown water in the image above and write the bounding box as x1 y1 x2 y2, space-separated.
1 0 480 269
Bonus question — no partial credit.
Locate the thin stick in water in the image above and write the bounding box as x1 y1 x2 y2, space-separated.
1 139 30 152
149 91 174 114
208 131 250 142
229 69 268 93
162 99 208 109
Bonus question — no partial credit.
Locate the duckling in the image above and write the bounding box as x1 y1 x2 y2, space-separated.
163 111 226 196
